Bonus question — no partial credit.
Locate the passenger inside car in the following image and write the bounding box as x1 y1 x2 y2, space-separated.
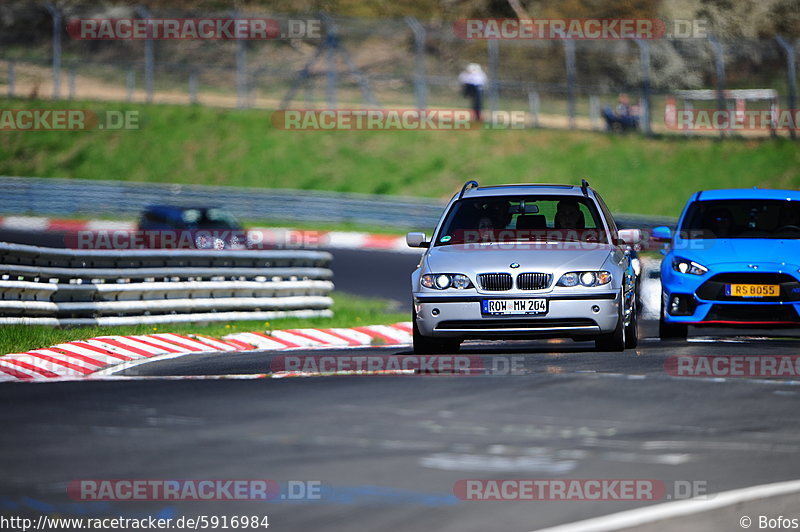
704 207 734 238
554 199 586 229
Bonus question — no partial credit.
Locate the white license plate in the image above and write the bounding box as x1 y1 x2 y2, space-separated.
481 299 548 315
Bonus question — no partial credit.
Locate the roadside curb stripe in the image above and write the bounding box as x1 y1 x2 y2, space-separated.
98 337 164 356
0 364 37 380
390 322 413 333
128 335 186 353
225 332 288 350
205 336 252 350
315 328 364 346
353 325 411 344
326 327 375 344
12 353 93 375
82 339 149 359
26 347 103 366
149 334 210 352
189 334 242 351
252 331 304 348
50 344 123 365
285 329 350 346
271 330 323 347
0 322 413 381
68 341 135 360
167 333 233 351
0 358 60 378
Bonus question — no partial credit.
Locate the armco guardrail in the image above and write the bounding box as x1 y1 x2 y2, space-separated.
0 176 445 230
0 176 676 231
0 242 333 326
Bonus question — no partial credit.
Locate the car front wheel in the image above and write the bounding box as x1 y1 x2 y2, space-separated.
659 297 688 340
412 312 461 354
624 295 638 349
595 294 626 352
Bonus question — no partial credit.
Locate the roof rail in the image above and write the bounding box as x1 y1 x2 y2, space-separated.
459 180 479 199
580 179 590 197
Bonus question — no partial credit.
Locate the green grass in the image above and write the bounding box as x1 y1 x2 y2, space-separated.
0 292 408 356
0 97 798 218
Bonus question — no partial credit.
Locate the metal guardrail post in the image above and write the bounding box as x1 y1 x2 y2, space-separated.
189 70 198 104
405 17 428 110
708 35 726 139
323 14 338 108
528 90 539 128
126 68 135 102
634 39 652 136
564 39 577 129
775 36 797 139
488 38 500 117
68 65 76 100
135 6 154 103
589 95 600 130
45 4 61 100
7 61 15 98
233 9 248 109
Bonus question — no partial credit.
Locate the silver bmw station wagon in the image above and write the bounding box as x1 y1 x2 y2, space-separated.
407 180 641 353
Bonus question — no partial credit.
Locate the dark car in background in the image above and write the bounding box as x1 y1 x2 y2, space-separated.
137 205 245 249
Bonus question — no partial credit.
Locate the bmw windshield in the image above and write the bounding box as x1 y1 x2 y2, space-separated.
434 195 608 246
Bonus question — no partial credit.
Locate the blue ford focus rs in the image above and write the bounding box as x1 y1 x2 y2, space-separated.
653 188 800 339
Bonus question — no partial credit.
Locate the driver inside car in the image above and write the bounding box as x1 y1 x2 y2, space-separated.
555 199 585 229
777 204 800 232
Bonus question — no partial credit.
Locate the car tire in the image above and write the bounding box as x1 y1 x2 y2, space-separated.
624 295 638 349
659 297 688 340
412 312 461 354
595 294 626 352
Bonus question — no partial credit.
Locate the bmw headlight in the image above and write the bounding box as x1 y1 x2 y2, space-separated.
672 258 708 275
558 272 580 287
421 273 474 290
557 271 612 287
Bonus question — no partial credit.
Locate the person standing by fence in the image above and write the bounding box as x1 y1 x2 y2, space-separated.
458 63 487 121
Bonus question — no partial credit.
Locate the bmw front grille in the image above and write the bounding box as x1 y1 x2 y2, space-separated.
478 273 513 291
517 273 552 290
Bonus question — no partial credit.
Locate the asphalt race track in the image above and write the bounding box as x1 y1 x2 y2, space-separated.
2 228 800 530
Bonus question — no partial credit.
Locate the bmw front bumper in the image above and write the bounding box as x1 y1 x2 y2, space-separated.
413 292 621 339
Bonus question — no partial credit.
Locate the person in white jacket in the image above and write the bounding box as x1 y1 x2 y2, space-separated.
458 63 488 121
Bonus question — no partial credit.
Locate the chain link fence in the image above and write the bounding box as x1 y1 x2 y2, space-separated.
0 5 797 136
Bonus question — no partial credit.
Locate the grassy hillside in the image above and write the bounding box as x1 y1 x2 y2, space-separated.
1 97 798 217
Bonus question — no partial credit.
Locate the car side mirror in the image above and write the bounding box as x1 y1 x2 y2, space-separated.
617 228 643 246
406 232 430 248
651 226 672 242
